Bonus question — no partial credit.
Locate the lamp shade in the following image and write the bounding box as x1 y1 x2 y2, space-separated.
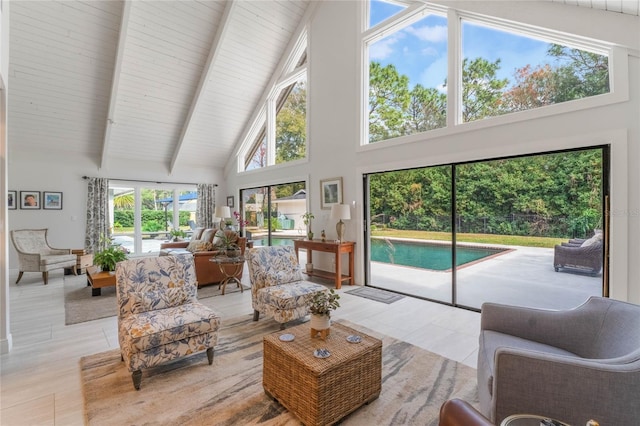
330 204 351 220
215 205 231 219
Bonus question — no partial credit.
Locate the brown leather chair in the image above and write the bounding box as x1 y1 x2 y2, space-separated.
439 399 494 426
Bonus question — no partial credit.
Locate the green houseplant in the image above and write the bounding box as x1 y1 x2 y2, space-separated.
169 228 187 241
302 212 315 240
309 289 340 336
215 230 240 257
94 236 128 272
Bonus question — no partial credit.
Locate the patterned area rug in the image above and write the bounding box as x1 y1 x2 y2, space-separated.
63 274 247 325
80 316 478 425
345 286 405 304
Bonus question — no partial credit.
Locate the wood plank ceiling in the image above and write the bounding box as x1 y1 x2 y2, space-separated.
8 0 310 174
7 1 638 175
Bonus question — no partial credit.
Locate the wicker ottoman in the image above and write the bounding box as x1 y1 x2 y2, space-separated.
263 322 382 426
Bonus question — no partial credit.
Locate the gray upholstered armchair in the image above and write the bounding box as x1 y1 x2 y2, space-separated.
478 296 640 425
10 229 77 284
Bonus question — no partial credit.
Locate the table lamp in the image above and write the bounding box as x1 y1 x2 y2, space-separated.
330 204 350 242
215 205 231 229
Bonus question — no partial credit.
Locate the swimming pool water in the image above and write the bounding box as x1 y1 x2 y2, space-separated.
370 238 505 271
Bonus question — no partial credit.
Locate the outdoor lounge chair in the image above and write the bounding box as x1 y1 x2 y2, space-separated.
553 232 603 275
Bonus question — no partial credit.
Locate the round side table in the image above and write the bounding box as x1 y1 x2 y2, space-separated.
501 414 571 426
209 256 245 295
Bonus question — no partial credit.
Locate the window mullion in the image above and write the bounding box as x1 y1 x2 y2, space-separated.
448 8 461 127
266 98 276 165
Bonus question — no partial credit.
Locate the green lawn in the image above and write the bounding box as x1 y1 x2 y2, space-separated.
371 229 566 248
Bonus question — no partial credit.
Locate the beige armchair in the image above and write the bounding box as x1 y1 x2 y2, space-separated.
10 229 77 284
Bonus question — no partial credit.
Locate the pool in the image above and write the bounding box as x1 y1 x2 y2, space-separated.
370 238 508 271
252 237 295 247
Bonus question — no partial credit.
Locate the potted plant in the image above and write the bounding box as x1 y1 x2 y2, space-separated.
215 230 240 257
94 236 128 272
302 211 315 240
169 228 187 242
309 289 340 334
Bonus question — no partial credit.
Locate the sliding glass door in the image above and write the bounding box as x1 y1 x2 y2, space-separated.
110 183 196 255
240 181 307 247
364 147 608 310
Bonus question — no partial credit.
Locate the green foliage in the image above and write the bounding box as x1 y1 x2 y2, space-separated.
369 149 603 239
461 57 509 121
276 81 307 163
94 235 128 271
142 220 163 232
309 289 340 316
113 210 190 228
369 62 411 142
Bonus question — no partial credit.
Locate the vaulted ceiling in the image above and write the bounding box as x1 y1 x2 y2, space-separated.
8 0 310 174
7 1 639 175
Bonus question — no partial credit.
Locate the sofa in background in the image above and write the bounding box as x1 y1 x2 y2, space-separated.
478 296 640 425
160 227 247 288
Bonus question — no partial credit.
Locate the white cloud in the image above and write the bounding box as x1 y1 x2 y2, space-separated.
369 33 405 61
405 24 447 43
421 46 439 57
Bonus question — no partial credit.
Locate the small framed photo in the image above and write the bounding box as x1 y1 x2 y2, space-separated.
320 177 343 210
20 191 41 209
8 190 17 209
43 191 63 210
227 196 234 208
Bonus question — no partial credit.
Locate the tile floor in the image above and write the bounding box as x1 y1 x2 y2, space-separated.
0 269 480 425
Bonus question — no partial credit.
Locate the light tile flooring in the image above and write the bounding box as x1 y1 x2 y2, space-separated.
1 269 480 426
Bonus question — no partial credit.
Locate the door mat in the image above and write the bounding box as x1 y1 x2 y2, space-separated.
345 286 404 304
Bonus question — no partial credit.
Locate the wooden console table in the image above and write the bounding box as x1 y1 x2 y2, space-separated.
293 240 355 289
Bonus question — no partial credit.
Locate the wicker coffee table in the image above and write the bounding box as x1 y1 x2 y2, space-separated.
263 322 382 426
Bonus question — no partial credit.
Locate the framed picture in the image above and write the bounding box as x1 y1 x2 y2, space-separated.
43 191 63 210
227 196 234 208
20 191 41 209
8 190 17 209
320 177 343 209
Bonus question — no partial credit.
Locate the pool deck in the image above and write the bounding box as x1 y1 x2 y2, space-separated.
252 231 601 311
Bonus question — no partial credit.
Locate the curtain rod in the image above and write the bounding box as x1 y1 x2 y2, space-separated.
82 176 217 186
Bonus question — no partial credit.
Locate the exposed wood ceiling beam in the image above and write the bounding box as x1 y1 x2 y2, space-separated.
169 0 237 174
100 0 132 170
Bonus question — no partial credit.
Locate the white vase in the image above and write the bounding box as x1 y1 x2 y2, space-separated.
310 313 330 330
306 263 313 273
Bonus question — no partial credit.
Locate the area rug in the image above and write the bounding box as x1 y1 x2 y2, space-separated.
64 275 248 325
80 316 478 425
346 286 405 304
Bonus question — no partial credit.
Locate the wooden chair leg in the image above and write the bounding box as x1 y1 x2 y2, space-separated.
207 347 214 365
16 271 24 284
253 310 260 321
43 272 48 285
132 370 142 390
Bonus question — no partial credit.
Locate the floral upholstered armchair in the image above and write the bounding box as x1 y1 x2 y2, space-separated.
10 228 77 284
246 246 327 329
115 255 221 390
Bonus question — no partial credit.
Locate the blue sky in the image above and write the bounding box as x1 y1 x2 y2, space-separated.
369 0 564 91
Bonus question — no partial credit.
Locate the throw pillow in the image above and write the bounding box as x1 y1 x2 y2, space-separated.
186 239 214 252
129 287 192 314
580 233 602 247
201 228 217 243
192 227 205 240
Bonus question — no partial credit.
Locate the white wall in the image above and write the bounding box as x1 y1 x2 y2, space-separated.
227 1 640 304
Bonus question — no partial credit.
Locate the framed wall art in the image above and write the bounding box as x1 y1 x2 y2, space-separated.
227 196 234 208
8 190 17 210
320 177 342 209
20 191 41 209
43 191 63 210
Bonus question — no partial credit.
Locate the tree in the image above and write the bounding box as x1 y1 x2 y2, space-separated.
276 81 306 163
502 64 557 112
547 44 609 102
404 84 446 134
461 57 508 122
369 61 411 142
